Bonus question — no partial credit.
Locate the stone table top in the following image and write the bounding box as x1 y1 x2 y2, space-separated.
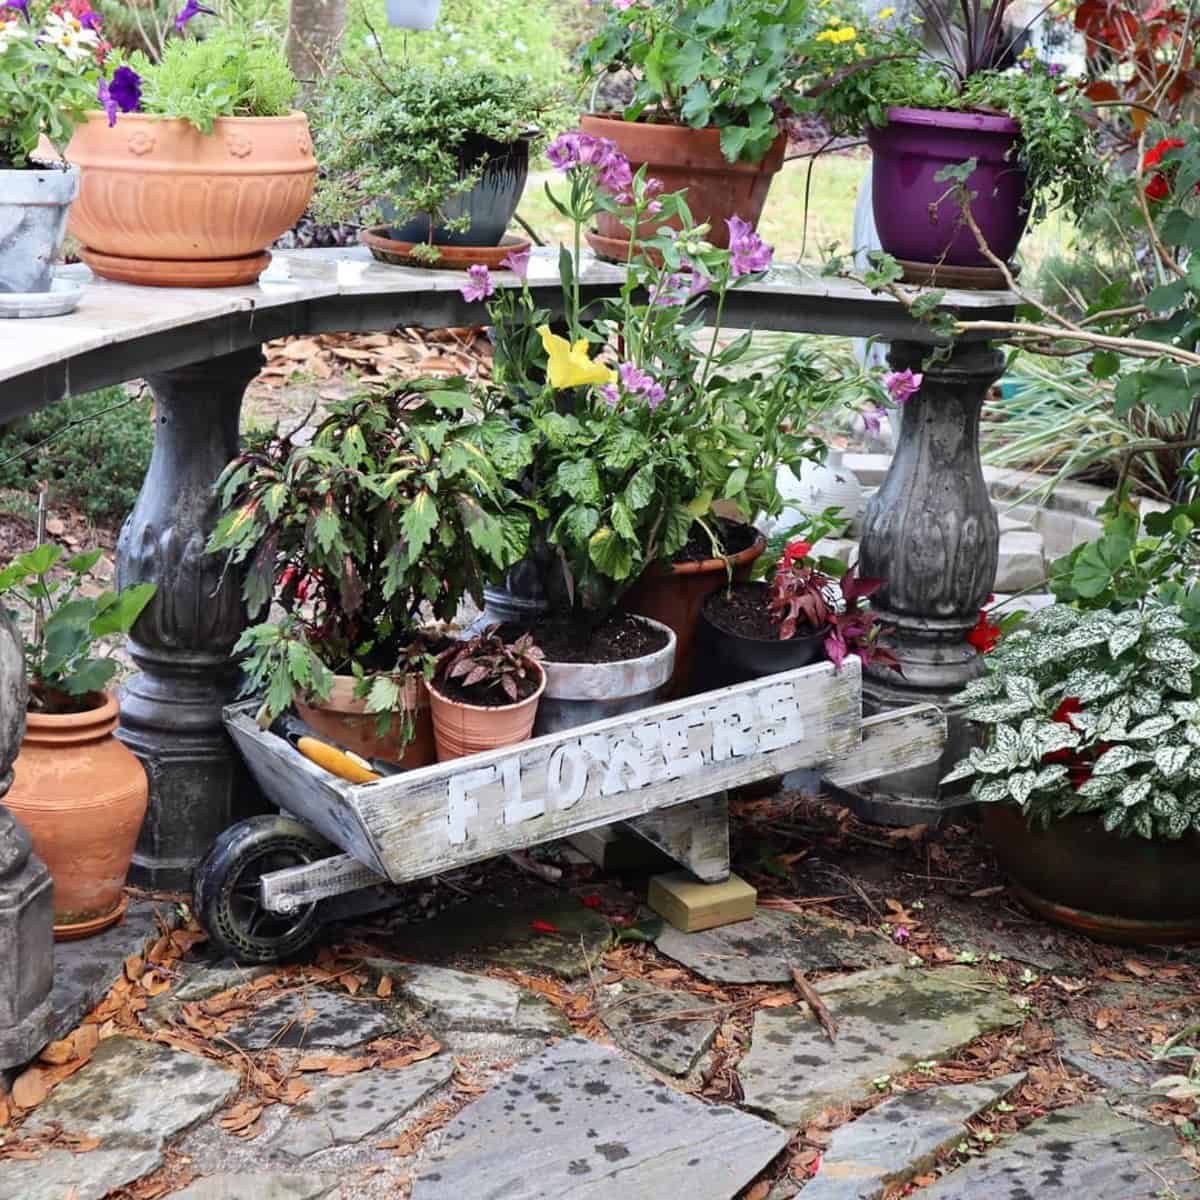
0 247 1016 420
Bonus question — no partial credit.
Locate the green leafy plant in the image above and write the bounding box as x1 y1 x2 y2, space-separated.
311 63 554 247
578 0 811 164
0 387 152 523
0 544 155 712
432 627 544 705
208 379 526 728
943 601 1200 839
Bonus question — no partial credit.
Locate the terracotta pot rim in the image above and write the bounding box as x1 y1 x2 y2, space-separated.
81 109 311 129
580 112 788 168
425 661 547 714
25 690 117 730
299 671 429 713
662 527 767 578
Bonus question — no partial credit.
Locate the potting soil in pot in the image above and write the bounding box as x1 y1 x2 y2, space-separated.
433 668 543 709
702 584 781 641
505 612 669 665
672 517 760 565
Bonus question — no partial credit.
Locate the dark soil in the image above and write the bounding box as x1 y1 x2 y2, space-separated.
430 666 542 709
704 583 788 641
502 612 669 665
673 517 759 564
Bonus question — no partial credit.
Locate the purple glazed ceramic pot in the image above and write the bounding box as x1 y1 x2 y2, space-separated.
867 106 1029 268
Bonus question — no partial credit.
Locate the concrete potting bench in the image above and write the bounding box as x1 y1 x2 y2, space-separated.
0 249 1017 892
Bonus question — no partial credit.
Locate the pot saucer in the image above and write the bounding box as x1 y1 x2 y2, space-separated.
896 258 1016 290
80 248 272 288
0 277 83 319
54 894 128 942
359 228 530 271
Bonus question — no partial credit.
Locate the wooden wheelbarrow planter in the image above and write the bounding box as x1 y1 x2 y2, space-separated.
196 658 945 962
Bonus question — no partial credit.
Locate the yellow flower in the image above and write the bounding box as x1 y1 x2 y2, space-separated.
538 326 616 390
817 25 857 41
815 28 838 40
877 6 895 17
826 14 841 25
855 40 866 55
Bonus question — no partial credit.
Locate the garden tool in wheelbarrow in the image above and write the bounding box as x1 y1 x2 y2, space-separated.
266 712 403 785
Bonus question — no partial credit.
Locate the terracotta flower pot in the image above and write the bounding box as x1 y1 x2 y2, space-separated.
5 692 148 940
580 113 786 256
295 673 435 770
623 524 766 697
64 110 317 287
425 663 546 761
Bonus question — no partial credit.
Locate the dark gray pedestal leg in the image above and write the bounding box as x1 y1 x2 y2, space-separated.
117 348 263 889
852 339 1004 822
0 610 54 1071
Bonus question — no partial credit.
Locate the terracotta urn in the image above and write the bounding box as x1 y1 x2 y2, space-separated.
425 664 545 761
5 692 148 939
64 111 317 287
296 673 435 770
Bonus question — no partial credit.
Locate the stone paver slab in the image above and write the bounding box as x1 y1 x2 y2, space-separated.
739 968 1024 1127
387 894 612 980
169 1173 338 1199
270 1057 454 1160
801 1074 1024 1200
411 1037 787 1199
222 987 409 1050
919 1101 1197 1199
366 960 569 1037
0 1036 238 1200
599 980 718 1076
655 909 905 985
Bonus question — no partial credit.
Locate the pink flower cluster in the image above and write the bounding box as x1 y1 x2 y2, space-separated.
726 216 772 276
546 131 633 196
652 268 710 307
600 362 665 409
883 368 922 404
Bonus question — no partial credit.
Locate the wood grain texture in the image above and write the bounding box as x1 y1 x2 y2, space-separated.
822 704 946 788
628 793 731 883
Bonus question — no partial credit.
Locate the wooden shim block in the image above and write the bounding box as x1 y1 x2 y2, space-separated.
648 872 757 933
354 659 861 886
628 793 730 883
821 704 946 789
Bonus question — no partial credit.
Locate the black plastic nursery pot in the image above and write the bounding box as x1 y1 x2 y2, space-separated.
982 803 1200 945
693 582 827 692
386 132 535 248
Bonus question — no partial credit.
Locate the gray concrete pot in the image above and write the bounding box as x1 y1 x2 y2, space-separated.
534 616 677 736
0 166 79 296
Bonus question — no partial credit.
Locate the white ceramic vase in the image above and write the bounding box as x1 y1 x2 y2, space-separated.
776 447 865 531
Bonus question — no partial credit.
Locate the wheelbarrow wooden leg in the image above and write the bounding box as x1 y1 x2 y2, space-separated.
628 792 731 883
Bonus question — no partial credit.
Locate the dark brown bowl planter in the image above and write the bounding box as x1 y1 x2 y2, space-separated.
982 803 1200 945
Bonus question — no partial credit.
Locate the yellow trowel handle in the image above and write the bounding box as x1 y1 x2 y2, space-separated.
294 737 381 784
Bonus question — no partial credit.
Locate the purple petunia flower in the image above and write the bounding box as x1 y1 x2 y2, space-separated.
79 9 101 28
883 368 922 404
598 383 620 407
726 215 773 276
862 405 886 437
500 246 530 279
108 64 142 113
97 77 117 126
174 0 215 31
460 264 494 303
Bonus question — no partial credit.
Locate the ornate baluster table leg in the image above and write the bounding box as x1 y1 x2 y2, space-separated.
854 338 1004 821
0 610 54 1071
116 348 264 889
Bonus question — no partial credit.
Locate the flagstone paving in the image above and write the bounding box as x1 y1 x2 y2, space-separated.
739 967 1025 1127
409 1037 788 1200
221 987 413 1051
169 1174 338 1200
597 978 719 1076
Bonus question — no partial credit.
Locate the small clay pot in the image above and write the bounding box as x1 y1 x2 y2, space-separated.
623 522 766 697
295 673 435 770
425 664 546 761
5 692 147 939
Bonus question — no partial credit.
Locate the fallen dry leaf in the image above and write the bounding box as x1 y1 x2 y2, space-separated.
377 975 394 999
379 1038 442 1071
10 1068 47 1110
1124 960 1153 979
124 955 145 983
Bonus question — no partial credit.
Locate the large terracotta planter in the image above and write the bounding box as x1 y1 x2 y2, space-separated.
580 113 785 257
64 111 317 287
295 673 435 771
982 803 1200 944
425 664 545 761
5 692 148 940
623 524 766 697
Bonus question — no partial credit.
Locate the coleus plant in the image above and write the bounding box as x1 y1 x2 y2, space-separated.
433 627 544 705
768 539 901 672
208 379 527 728
943 601 1200 839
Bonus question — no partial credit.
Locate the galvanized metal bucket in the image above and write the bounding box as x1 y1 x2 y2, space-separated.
0 166 79 295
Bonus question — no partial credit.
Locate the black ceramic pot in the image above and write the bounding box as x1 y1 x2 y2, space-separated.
692 582 827 691
386 132 534 248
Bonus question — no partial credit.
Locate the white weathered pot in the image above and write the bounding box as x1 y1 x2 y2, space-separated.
534 617 677 736
777 447 865 530
385 0 441 28
0 166 79 296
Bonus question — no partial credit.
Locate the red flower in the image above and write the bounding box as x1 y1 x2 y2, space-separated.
579 894 604 910
1052 696 1083 725
967 609 1001 654
1143 137 1187 201
781 540 812 567
529 919 560 934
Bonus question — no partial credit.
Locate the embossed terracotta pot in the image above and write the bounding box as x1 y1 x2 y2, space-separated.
296 673 435 770
64 111 317 287
5 692 148 940
425 664 545 762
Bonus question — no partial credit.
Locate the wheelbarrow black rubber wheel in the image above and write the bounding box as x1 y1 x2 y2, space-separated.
194 815 332 964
